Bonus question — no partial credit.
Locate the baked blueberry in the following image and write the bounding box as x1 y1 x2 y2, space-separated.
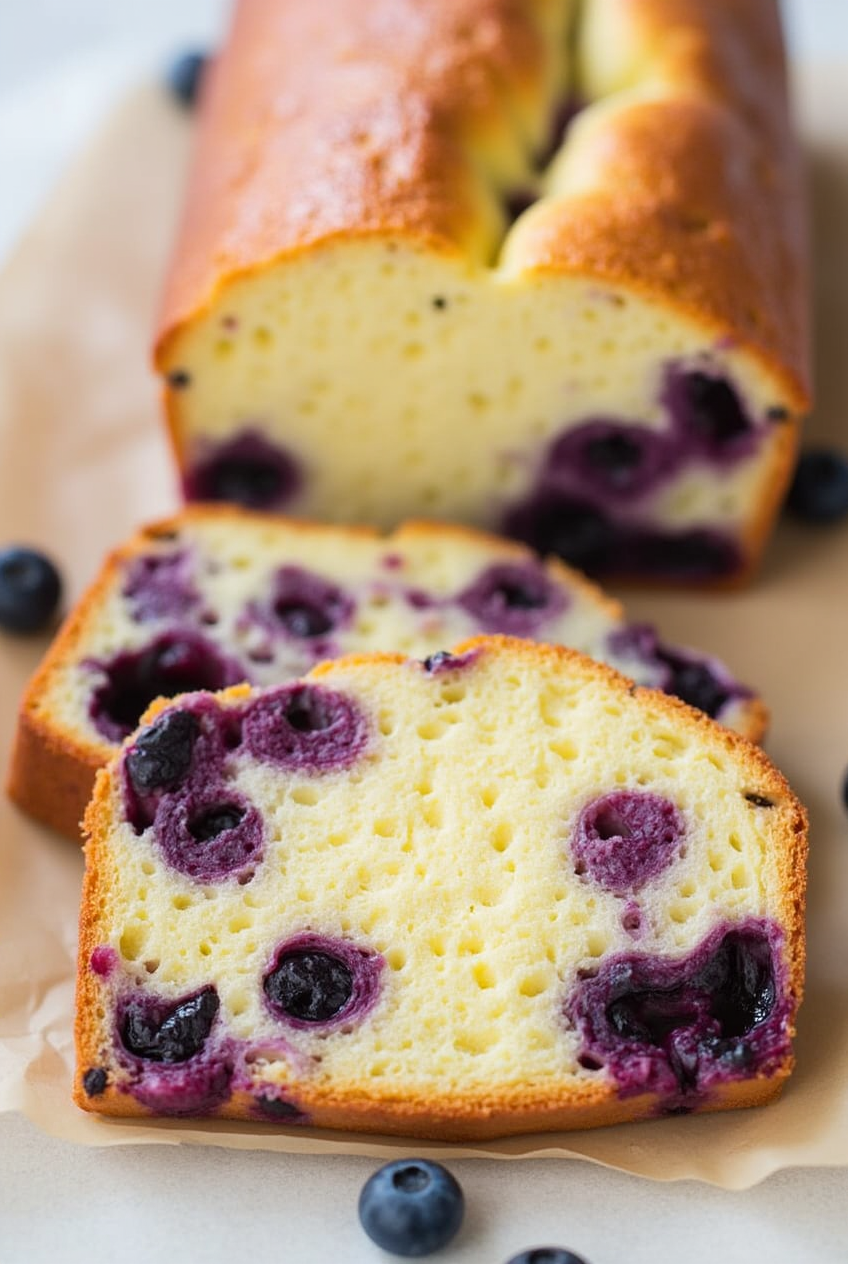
263 933 383 1029
243 683 368 771
674 371 753 448
88 630 244 742
548 421 678 500
505 1250 589 1264
264 949 352 1023
423 651 454 672
82 1067 107 1097
785 449 848 523
122 550 199 622
121 987 219 1063
506 493 617 575
262 566 353 640
358 1160 464 1257
255 1096 306 1122
184 430 301 511
571 791 685 894
567 923 782 1099
164 51 208 108
0 546 62 633
657 654 730 719
458 562 566 635
188 803 245 841
126 709 200 795
155 790 262 882
628 527 740 581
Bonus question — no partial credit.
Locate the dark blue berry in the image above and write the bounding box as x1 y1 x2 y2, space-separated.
786 449 848 523
358 1160 464 1257
126 709 199 794
90 631 241 741
657 653 729 719
255 1096 306 1122
506 1251 589 1264
678 371 752 446
205 457 288 510
121 987 219 1063
82 1067 107 1097
165 51 208 108
264 950 353 1023
0 547 61 633
188 803 245 842
423 651 454 672
268 567 352 639
841 767 848 814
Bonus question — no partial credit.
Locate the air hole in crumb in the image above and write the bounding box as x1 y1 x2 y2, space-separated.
473 962 496 989
491 823 512 852
292 786 319 806
519 972 548 998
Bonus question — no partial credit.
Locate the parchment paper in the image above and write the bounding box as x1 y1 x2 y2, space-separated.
0 66 846 1190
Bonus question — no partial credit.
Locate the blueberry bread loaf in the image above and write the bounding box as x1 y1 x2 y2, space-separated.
8 508 765 840
155 0 809 585
75 636 806 1137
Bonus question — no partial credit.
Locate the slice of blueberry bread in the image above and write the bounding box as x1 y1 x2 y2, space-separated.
155 0 808 584
8 508 765 841
75 636 806 1137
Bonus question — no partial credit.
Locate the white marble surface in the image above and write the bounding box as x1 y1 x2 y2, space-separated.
1 3 848 1261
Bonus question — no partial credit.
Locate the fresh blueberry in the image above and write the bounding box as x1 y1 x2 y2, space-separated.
126 709 200 795
842 767 848 815
121 987 219 1063
165 51 208 108
264 950 353 1023
505 1250 589 1264
358 1160 464 1257
786 449 848 523
0 546 62 633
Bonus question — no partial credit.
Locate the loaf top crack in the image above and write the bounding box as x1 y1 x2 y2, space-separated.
75 636 806 1139
156 0 807 402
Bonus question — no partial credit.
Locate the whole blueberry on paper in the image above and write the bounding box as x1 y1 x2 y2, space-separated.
358 1160 464 1256
786 449 848 523
0 546 61 633
165 51 209 108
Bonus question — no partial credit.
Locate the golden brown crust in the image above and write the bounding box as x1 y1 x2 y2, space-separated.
6 702 103 841
154 0 809 413
73 1066 790 1138
74 634 805 1137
